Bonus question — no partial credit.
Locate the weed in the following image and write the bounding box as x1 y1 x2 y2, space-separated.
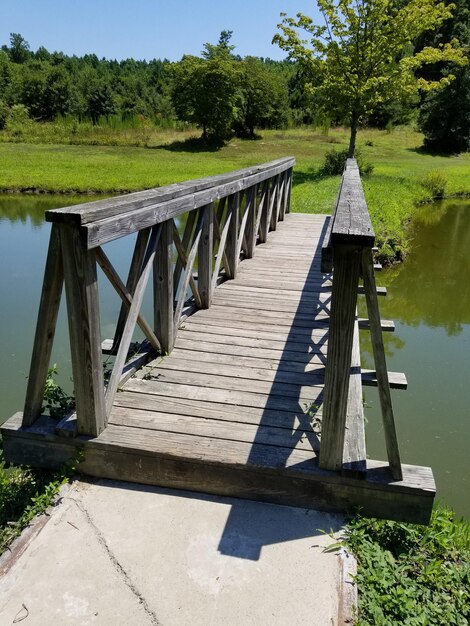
42 365 75 419
420 170 448 199
320 148 374 176
345 505 470 625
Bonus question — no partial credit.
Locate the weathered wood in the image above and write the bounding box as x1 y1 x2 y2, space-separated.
95 246 161 352
258 180 270 243
173 210 196 300
23 224 64 426
225 192 240 279
320 243 362 472
105 225 162 416
211 213 232 293
47 158 295 227
197 203 214 308
358 285 387 296
236 198 252 262
362 247 403 480
361 370 408 390
154 219 174 354
270 175 280 231
172 221 201 308
1 413 435 524
174 215 203 332
245 184 257 258
60 223 106 436
112 228 150 352
358 318 395 332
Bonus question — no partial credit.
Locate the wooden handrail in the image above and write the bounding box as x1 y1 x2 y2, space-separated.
22 159 295 438
320 158 403 481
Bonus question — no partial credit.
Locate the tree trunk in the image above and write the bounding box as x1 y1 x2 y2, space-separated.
348 113 358 158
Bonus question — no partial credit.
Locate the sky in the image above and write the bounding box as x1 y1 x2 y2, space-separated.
0 1 321 62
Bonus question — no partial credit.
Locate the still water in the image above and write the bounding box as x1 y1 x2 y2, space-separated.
0 195 468 517
361 200 470 519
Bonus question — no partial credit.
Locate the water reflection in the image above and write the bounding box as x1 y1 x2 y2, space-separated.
361 200 470 518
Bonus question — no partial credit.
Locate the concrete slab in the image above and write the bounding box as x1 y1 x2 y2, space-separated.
0 479 356 625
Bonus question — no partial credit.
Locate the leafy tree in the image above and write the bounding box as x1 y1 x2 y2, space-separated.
237 57 289 136
273 0 467 156
418 0 470 152
7 33 30 64
171 54 241 142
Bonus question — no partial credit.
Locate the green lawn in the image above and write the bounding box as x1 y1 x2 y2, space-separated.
1 126 469 259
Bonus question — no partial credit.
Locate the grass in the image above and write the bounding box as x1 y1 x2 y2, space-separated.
0 126 469 261
344 505 470 625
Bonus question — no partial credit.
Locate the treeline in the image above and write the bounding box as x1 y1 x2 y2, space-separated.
0 11 469 152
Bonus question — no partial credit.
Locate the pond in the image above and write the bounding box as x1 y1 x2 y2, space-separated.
361 200 470 519
0 195 468 518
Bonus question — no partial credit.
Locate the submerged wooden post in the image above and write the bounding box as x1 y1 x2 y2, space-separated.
60 223 106 436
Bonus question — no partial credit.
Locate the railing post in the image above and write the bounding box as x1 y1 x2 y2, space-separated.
259 180 270 244
285 167 292 214
319 242 362 471
22 224 64 426
154 218 174 353
198 203 214 308
270 175 279 231
245 184 257 259
60 223 106 437
225 192 240 279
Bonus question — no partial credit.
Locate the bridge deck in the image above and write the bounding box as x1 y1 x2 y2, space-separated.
2 214 435 523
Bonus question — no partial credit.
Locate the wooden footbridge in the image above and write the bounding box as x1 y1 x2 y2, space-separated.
2 158 435 523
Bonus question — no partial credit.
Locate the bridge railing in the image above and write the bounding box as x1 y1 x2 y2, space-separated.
22 158 294 437
320 158 403 480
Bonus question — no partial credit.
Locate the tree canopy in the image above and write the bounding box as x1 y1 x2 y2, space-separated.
273 0 468 155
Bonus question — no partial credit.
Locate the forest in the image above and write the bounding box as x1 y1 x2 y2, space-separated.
0 0 468 152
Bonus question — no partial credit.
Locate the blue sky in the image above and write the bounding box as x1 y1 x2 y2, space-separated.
0 1 320 62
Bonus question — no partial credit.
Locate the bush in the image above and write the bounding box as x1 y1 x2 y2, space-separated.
320 148 374 176
0 100 9 130
420 171 448 199
5 104 33 137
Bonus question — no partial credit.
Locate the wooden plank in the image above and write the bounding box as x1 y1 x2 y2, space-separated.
110 406 318 452
358 318 395 332
342 321 366 477
258 180 270 243
197 203 214 308
211 213 231 293
115 391 318 429
23 224 64 426
173 216 202 332
173 209 196 300
362 247 403 480
154 219 174 353
362 370 408 390
358 285 387 296
320 243 362 472
331 159 375 246
137 366 322 401
47 158 295 227
60 223 106 436
124 378 322 413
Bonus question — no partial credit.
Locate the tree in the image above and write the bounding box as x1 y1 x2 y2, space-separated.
418 0 470 152
273 0 467 156
7 33 30 64
171 54 241 142
237 57 289 136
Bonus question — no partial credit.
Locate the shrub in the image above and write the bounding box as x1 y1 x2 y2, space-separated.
420 170 448 199
0 100 9 130
320 148 374 176
5 104 33 137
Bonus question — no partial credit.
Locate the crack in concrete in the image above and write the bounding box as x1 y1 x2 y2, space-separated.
70 497 162 626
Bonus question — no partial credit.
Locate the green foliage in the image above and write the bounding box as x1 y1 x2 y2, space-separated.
42 365 75 419
273 0 468 155
417 0 470 153
420 170 449 199
345 506 470 625
320 148 374 176
0 447 69 554
5 103 32 137
0 99 8 129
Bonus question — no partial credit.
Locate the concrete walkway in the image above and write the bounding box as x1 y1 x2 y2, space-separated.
0 480 356 625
